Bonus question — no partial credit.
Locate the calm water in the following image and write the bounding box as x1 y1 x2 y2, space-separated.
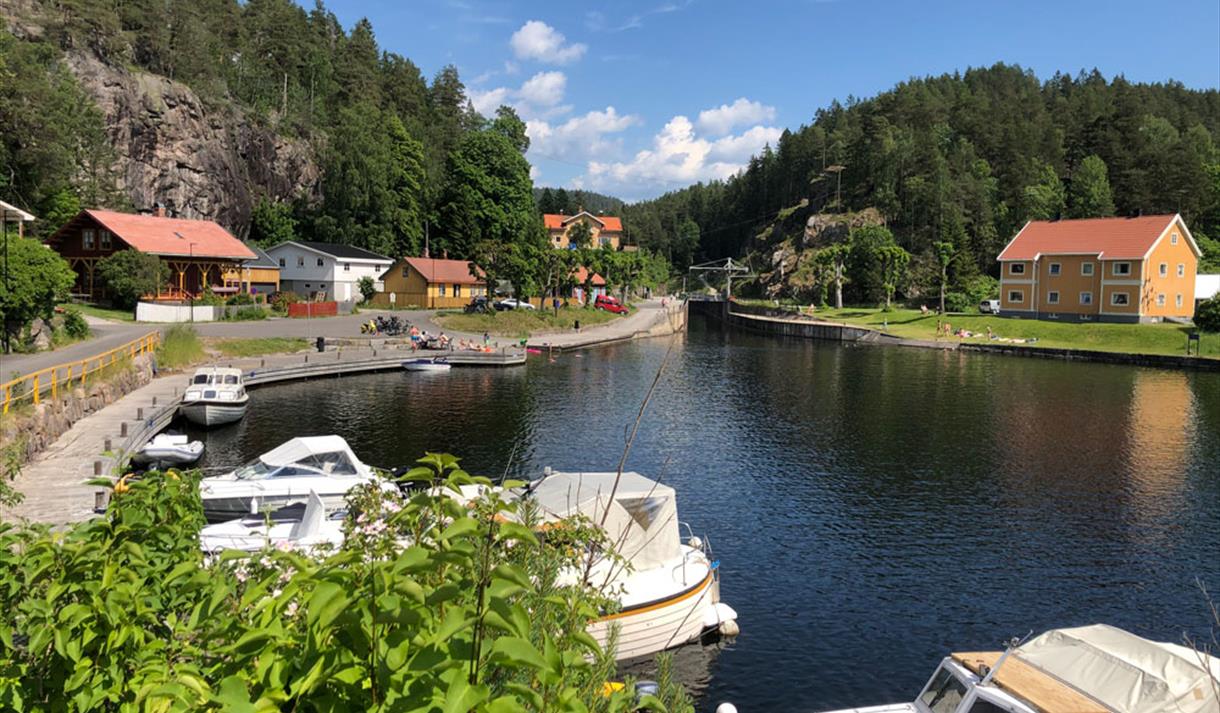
188 316 1220 711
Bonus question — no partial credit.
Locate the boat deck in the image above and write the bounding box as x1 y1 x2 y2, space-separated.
951 652 1107 713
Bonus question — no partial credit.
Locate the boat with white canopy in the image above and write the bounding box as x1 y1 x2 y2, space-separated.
200 490 345 553
180 367 249 426
199 435 396 521
527 469 738 662
819 624 1219 713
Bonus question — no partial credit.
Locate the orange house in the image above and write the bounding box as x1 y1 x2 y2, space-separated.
996 214 1200 323
544 211 624 250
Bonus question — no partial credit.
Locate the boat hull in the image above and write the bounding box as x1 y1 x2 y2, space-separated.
588 571 719 661
181 400 248 426
134 445 203 466
201 491 353 522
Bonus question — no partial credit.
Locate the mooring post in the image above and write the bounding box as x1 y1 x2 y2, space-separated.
151 396 158 406
104 437 112 452
137 407 144 420
94 460 103 476
120 422 128 437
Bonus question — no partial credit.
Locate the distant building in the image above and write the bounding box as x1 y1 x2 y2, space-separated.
44 208 256 301
378 256 486 309
223 244 280 295
571 265 607 304
997 214 1200 322
544 211 624 250
1196 274 1220 306
266 241 392 305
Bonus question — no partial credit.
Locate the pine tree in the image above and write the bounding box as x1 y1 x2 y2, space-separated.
1067 155 1116 218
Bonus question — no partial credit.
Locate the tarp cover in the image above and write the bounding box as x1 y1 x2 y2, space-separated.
530 471 680 570
1016 624 1219 713
259 436 369 476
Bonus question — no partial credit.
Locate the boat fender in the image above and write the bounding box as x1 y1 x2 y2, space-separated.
703 602 739 636
688 535 703 550
715 704 738 713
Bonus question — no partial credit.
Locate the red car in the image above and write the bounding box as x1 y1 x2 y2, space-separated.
593 294 628 314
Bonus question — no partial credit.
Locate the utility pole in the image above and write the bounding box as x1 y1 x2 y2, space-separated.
189 242 197 322
825 165 846 212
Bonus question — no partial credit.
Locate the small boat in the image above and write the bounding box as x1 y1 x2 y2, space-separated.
200 490 345 553
528 469 738 662
819 624 1220 713
180 367 249 426
133 432 204 466
199 435 397 522
402 357 451 372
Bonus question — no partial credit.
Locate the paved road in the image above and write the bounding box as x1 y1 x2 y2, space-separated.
0 318 146 382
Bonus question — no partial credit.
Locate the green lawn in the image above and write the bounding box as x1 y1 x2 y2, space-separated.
435 305 628 338
207 337 310 357
807 307 1218 358
64 303 136 322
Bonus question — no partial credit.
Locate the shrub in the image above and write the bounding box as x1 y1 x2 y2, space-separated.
60 307 90 340
156 324 204 369
225 292 255 306
96 250 168 309
196 286 226 306
357 275 376 304
270 291 301 314
227 306 267 321
1195 297 1220 332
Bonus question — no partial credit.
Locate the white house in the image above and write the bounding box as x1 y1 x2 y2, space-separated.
266 241 393 304
1197 274 1220 305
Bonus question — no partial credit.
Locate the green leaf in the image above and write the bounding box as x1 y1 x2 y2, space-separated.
306 580 350 631
490 563 531 589
497 521 538 546
489 637 547 671
212 676 257 713
438 517 478 542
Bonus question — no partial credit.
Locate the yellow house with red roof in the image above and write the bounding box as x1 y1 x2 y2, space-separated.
997 214 1199 322
544 211 625 250
377 256 487 309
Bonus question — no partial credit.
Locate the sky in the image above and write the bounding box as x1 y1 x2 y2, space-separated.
317 0 1220 202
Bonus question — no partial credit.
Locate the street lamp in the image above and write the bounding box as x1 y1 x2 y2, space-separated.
189 242 197 322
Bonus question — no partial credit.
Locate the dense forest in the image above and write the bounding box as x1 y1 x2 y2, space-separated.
623 65 1220 301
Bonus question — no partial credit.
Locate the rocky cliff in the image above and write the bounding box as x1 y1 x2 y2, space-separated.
747 203 885 299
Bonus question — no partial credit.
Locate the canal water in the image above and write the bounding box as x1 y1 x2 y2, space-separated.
191 315 1220 711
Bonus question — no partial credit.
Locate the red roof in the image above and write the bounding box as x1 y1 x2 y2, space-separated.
401 257 484 284
997 215 1190 261
543 212 623 232
77 210 255 259
572 265 606 286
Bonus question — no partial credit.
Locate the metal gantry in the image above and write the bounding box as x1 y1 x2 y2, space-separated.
688 257 754 300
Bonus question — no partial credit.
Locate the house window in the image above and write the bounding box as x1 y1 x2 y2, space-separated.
305 283 311 289
1171 232 1179 245
100 230 112 249
1008 290 1024 303
402 266 409 277
1156 293 1166 307
1177 263 1185 277
1080 291 1093 305
278 258 286 267
1009 263 1025 275
344 263 351 272
1047 291 1060 305
1159 263 1168 277
1048 263 1061 276
317 257 324 267
453 284 461 298
1176 294 1183 308
1111 292 1129 306
1081 263 1094 276
1113 262 1131 276
438 283 446 297
297 256 305 267
82 229 95 250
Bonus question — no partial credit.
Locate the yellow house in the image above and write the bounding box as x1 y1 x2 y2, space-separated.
376 256 486 309
544 211 624 250
997 214 1200 323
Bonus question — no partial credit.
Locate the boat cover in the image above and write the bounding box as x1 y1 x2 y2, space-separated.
259 436 370 476
1015 624 1220 713
529 471 680 569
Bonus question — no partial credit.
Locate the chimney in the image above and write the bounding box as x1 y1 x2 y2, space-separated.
155 202 167 218
442 249 448 259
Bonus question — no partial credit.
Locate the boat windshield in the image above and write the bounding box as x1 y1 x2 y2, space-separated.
918 665 969 713
192 374 212 384
234 451 359 480
234 461 276 480
224 375 240 384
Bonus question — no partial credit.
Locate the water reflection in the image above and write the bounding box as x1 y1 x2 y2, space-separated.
188 318 1220 710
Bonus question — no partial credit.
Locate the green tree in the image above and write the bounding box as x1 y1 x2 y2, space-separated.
568 221 593 249
815 244 850 309
877 244 911 310
492 105 529 154
1067 155 1116 218
96 250 168 309
1021 162 1066 221
0 236 76 352
933 240 955 314
249 197 297 247
847 225 900 304
357 275 376 303
1194 297 1220 332
673 218 700 270
386 114 427 257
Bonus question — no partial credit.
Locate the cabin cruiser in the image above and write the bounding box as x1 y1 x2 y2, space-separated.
821 624 1219 713
402 357 451 372
527 470 739 662
199 435 396 521
132 432 204 466
200 491 345 553
180 367 249 426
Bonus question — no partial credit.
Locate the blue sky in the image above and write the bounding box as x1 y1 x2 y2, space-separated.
318 0 1220 201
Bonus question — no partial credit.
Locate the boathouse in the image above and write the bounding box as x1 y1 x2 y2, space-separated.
44 208 256 302
377 256 487 309
997 214 1200 323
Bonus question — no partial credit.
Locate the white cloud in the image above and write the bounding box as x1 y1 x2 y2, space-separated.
468 70 571 120
517 70 566 106
583 115 782 197
527 107 641 162
510 20 586 64
468 86 512 116
696 98 776 136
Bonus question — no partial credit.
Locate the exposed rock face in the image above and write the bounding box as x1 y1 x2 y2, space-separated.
803 207 884 248
65 52 320 233
747 206 886 299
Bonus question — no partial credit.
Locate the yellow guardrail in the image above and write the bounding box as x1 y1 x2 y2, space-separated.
2 331 161 415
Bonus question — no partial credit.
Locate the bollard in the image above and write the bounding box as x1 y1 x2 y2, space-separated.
152 396 157 406
120 422 128 437
94 460 103 476
137 407 144 420
104 438 112 452
261 359 265 367
304 355 309 363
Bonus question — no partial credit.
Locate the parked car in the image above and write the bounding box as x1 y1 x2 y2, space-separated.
594 294 628 314
978 299 1001 314
495 298 536 311
464 296 491 314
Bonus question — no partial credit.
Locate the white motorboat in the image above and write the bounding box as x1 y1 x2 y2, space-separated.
403 357 451 372
180 367 249 426
819 624 1219 713
528 470 738 662
133 432 204 466
199 435 397 522
200 490 345 553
